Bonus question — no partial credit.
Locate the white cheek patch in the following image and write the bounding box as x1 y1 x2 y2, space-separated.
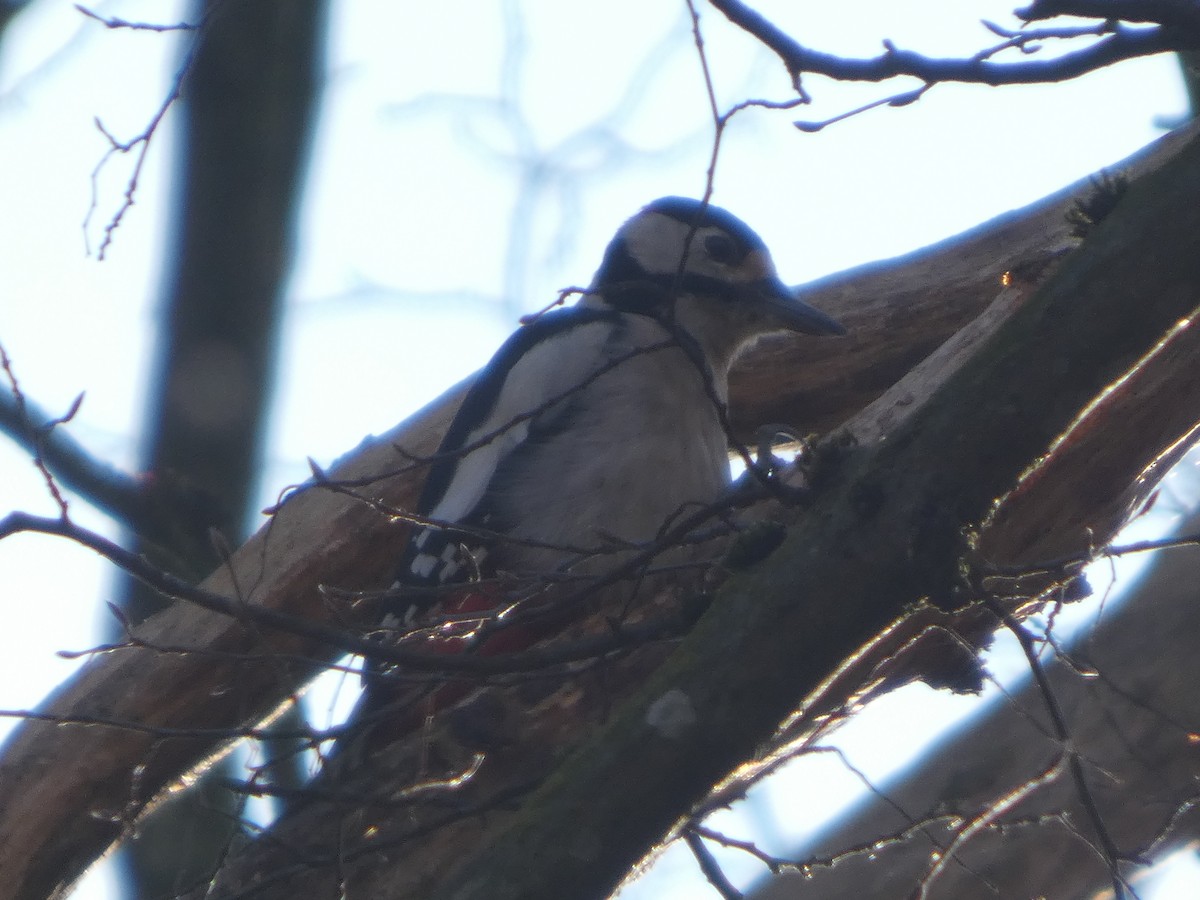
623 213 775 284
622 212 691 276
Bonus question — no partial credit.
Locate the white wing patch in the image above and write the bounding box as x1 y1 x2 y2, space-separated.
424 320 614 525
424 420 530 524
402 318 617 587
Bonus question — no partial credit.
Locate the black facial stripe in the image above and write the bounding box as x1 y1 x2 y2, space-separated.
597 280 671 315
670 271 749 301
594 233 642 285
599 271 751 315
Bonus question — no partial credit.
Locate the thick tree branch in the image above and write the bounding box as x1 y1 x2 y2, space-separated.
708 0 1198 92
422 124 1200 900
753 511 1200 900
0 380 222 567
110 1 329 888
171 125 1200 897
0 508 700 678
0 124 1196 898
1018 0 1200 32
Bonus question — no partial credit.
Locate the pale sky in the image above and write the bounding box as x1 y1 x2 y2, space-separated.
0 1 1192 896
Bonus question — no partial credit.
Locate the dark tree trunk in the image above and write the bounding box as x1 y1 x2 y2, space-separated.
112 1 326 896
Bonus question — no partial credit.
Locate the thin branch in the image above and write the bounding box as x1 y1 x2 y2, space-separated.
915 755 1071 900
0 348 229 559
75 4 198 32
682 1 816 499
708 0 1193 91
1130 791 1200 864
0 344 76 517
0 511 699 677
1017 0 1200 32
83 28 199 258
224 753 485 808
984 531 1200 578
685 828 744 900
390 337 679 471
0 361 130 510
0 707 331 744
690 826 783 875
794 84 929 133
211 779 543 900
987 599 1131 900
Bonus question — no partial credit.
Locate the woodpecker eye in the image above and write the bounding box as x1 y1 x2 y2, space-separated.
704 234 739 266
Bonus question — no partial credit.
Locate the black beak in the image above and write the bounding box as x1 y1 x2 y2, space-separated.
754 277 846 336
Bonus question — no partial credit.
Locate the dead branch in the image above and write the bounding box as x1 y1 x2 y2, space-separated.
408 123 1200 900
708 0 1199 99
74 4 199 32
0 122 1197 898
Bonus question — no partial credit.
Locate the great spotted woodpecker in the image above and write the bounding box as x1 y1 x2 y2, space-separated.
358 196 843 739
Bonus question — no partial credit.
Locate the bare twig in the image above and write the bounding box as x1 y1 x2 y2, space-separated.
709 0 1192 89
0 511 700 677
83 31 198 258
0 343 77 517
0 706 331 744
690 826 783 874
1017 0 1200 32
915 755 1071 900
75 4 198 32
706 0 1198 133
986 599 1132 899
685 828 744 899
984 531 1200 578
0 347 239 561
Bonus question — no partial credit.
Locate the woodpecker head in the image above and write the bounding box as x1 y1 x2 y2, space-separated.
586 196 844 369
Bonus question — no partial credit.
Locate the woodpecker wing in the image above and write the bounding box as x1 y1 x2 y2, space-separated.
397 306 621 598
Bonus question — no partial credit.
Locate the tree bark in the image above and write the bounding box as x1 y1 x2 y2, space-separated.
750 507 1200 900
404 123 1200 900
0 123 1197 899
